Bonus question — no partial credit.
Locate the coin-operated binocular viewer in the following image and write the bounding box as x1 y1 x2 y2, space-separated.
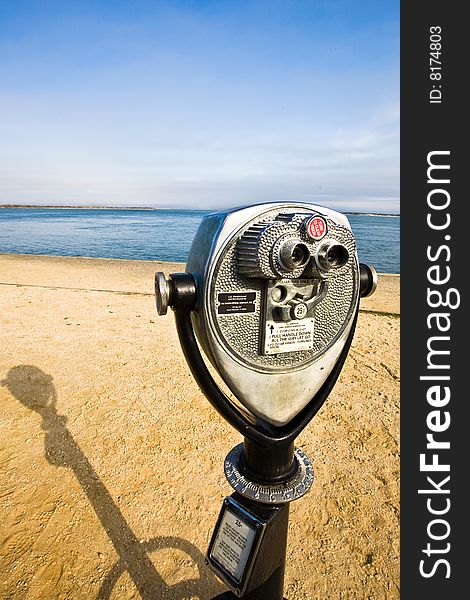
155 202 376 599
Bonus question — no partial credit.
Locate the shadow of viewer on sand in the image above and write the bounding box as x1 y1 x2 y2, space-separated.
2 365 224 600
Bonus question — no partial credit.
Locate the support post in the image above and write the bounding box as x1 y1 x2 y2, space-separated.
209 440 298 599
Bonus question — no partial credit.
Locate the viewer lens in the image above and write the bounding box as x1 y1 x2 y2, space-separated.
278 240 310 272
316 243 349 271
326 244 349 267
291 244 308 266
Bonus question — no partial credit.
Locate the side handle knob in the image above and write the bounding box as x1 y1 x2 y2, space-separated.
359 263 378 298
155 272 172 315
155 272 197 315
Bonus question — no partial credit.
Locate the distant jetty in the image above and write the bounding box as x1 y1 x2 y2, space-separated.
0 204 156 210
345 211 400 218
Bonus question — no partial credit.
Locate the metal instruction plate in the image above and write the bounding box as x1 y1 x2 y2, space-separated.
207 497 266 595
210 508 257 582
217 291 256 314
264 318 314 355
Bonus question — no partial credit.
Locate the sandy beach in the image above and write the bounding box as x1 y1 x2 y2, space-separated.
0 254 399 599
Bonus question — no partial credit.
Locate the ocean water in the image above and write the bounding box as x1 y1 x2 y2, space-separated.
0 207 399 273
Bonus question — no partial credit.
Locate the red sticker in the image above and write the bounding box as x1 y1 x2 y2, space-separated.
307 216 327 240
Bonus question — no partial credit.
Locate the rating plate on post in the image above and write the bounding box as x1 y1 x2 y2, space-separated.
207 497 266 596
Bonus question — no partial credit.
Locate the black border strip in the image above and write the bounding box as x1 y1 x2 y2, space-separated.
401 4 465 596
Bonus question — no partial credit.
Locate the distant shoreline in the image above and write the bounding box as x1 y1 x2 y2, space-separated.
0 204 156 211
0 204 400 217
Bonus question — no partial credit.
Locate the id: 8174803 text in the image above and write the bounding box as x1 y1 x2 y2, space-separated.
429 26 443 104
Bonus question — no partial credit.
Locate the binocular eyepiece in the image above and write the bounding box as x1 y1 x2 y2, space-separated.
236 211 351 280
316 242 350 271
278 239 310 271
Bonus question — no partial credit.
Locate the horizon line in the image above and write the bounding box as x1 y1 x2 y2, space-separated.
0 203 401 216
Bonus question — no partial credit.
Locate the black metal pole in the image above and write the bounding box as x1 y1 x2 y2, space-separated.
211 440 295 600
237 441 292 599
241 437 296 482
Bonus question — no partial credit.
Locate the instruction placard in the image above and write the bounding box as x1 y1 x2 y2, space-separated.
210 508 256 582
264 319 314 355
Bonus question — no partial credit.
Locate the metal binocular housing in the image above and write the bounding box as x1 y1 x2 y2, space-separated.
155 201 376 445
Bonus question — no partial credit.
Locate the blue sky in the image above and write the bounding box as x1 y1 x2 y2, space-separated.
0 1 399 212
